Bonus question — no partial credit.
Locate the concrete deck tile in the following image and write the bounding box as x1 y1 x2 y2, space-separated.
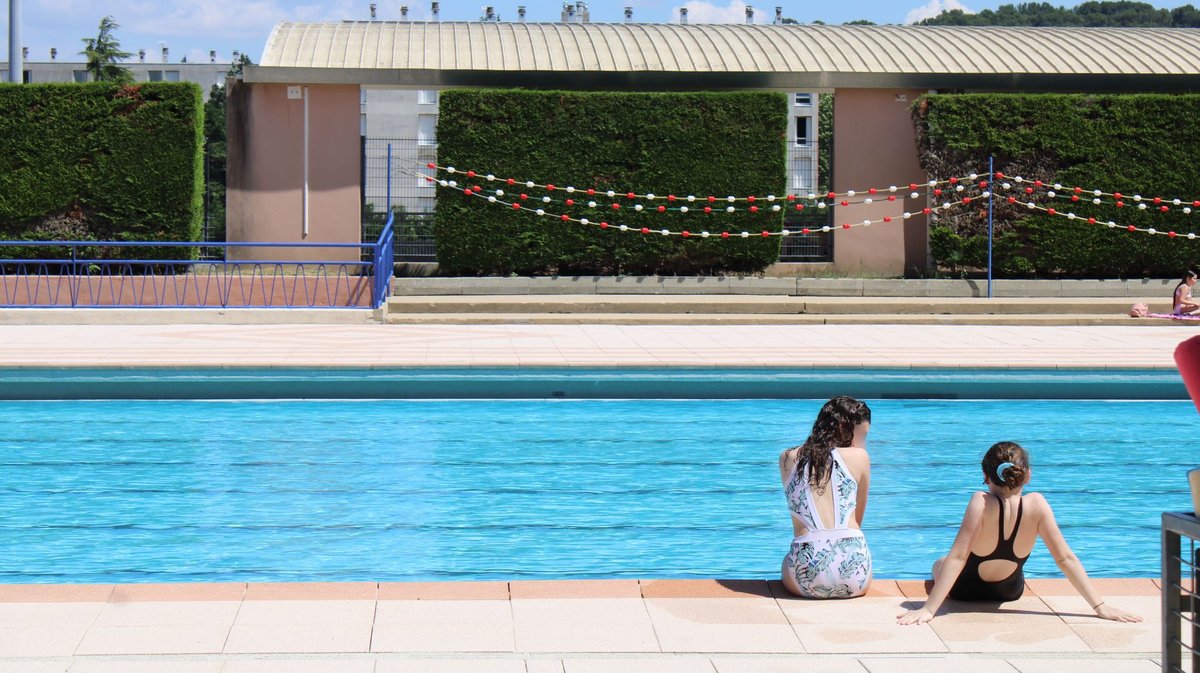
710 655 868 672
242 583 376 601
896 580 934 599
510 580 641 599
0 603 105 628
560 657 716 673
1069 621 1162 652
644 598 800 653
74 625 231 655
0 626 89 656
377 582 509 600
222 622 372 654
1007 657 1162 673
776 596 908 625
221 659 375 673
0 662 68 673
67 660 224 673
0 585 113 603
109 584 246 602
1035 595 1159 624
512 599 659 653
792 623 948 654
231 600 376 626
92 601 240 627
371 600 514 652
525 660 566 673
1027 578 1158 596
859 656 1018 672
374 660 526 673
931 596 1060 624
862 581 904 598
929 620 1091 653
640 580 771 599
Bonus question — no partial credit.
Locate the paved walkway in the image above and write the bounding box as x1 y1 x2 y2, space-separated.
0 320 1187 671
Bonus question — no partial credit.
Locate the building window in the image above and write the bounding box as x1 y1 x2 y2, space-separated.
72 70 88 83
148 70 163 81
417 90 438 105
417 114 437 146
165 70 180 82
794 93 813 106
22 70 31 84
795 116 811 146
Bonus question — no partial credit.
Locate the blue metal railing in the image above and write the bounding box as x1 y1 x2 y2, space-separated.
0 236 395 309
372 213 395 309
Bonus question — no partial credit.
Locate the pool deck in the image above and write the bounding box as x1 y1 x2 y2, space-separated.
0 321 1190 671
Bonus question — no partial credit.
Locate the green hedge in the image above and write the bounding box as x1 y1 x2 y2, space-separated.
0 82 204 259
434 90 786 275
914 93 1200 277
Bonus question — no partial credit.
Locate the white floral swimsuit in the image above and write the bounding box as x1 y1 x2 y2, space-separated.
783 448 872 598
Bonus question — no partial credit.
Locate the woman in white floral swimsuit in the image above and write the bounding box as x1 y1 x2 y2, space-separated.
779 396 873 598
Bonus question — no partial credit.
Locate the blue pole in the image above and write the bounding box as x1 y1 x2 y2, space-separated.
386 143 393 214
987 156 995 299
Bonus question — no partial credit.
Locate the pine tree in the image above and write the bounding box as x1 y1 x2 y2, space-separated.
80 16 133 83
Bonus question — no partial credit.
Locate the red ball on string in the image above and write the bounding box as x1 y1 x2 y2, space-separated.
908 183 918 191
979 181 988 189
512 203 520 210
668 195 677 202
963 197 972 204
565 199 575 206
507 178 515 185
750 206 759 213
795 204 805 211
427 163 436 169
721 232 731 238
1074 186 1082 194
950 177 959 184
840 200 849 207
547 184 556 191
587 188 595 196
1024 187 1034 194
600 222 609 229
657 206 666 213
868 188 877 194
786 194 796 201
1114 192 1124 199
1193 201 1200 207
748 196 757 202
1071 195 1079 202
1127 225 1136 231
1154 197 1162 204
708 195 717 202
627 192 636 199
887 195 896 201
1088 217 1096 224
922 207 932 215
1116 201 1125 208
883 216 892 223
1162 206 1170 212
561 215 570 221
425 177 434 182
762 230 771 237
640 227 650 234
934 189 942 197
473 185 483 192
467 171 475 178
1170 231 1178 237
995 171 1006 179
1047 208 1056 215
802 228 811 234
682 231 691 237
1007 197 1017 204
827 192 837 199
842 223 850 229
1034 180 1043 188
612 203 620 210
520 193 528 200
704 207 712 214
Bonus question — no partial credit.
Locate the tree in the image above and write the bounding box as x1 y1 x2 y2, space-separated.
80 16 133 83
202 53 254 242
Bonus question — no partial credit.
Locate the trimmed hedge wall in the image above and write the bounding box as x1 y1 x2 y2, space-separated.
914 93 1200 278
0 82 204 258
434 90 786 275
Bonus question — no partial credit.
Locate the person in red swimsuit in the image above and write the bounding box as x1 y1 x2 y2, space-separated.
897 441 1142 624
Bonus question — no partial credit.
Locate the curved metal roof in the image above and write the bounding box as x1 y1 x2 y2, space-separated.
250 22 1200 91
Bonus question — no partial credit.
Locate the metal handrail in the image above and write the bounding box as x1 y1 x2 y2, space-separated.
372 213 396 308
1162 511 1199 673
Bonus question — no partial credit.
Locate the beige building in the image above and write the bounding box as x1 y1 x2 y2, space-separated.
228 22 1200 274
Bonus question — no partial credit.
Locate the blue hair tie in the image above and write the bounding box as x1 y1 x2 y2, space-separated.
995 462 1016 482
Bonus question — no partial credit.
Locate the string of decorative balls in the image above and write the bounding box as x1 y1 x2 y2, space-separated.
409 167 982 238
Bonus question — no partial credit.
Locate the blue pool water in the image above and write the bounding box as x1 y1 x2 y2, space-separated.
1 398 1193 583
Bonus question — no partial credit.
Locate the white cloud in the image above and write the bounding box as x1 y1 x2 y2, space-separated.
674 0 771 24
905 0 972 24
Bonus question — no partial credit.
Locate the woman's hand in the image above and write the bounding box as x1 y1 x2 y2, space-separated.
896 607 935 625
1095 604 1142 623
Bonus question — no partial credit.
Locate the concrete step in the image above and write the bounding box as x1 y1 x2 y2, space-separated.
382 312 1193 326
385 295 1170 316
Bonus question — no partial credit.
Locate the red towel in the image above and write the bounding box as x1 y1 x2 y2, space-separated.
1174 335 1200 414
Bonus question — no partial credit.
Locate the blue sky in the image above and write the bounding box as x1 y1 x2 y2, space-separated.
0 0 1189 66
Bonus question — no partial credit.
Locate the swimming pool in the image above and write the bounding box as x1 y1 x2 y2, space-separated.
1 397 1191 583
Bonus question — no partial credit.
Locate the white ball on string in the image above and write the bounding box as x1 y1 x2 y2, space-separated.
680 206 689 213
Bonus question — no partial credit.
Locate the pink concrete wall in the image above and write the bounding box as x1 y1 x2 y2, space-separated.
227 83 362 262
831 89 930 277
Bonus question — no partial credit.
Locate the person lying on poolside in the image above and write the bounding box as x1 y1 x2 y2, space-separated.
897 441 1142 625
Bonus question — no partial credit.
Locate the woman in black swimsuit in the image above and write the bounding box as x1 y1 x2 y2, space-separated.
897 441 1142 624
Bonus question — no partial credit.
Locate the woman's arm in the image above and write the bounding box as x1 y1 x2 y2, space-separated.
854 453 870 526
897 492 987 624
778 449 796 488
1032 494 1142 623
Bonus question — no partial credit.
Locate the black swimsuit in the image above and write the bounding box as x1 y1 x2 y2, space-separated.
949 493 1029 602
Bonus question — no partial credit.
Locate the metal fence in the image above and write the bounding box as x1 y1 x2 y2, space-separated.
1162 511 1199 673
0 218 394 309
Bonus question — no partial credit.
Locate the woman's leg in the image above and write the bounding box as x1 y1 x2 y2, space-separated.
931 556 946 580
